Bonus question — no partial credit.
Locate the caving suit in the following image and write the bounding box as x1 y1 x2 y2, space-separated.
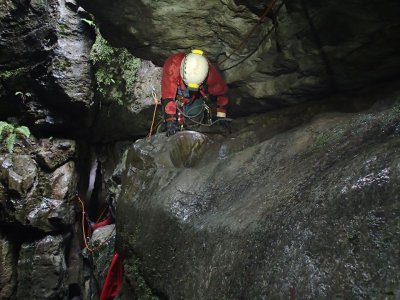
161 52 229 127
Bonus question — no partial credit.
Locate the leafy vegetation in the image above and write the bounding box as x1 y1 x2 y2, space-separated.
0 67 27 81
90 29 141 105
0 121 31 153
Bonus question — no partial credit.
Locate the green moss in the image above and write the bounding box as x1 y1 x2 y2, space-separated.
31 0 45 9
92 235 116 284
391 103 400 116
124 257 158 300
53 58 72 71
314 127 345 148
0 67 27 81
90 30 141 105
118 227 158 299
57 23 69 36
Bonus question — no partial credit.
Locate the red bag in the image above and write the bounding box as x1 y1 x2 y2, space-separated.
100 252 123 300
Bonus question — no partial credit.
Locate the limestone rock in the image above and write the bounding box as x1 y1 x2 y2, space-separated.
90 60 162 141
0 234 17 300
35 139 76 171
50 0 94 109
78 0 400 114
0 0 94 135
17 235 68 299
0 140 77 231
83 224 116 300
117 92 400 298
20 161 77 231
0 154 37 197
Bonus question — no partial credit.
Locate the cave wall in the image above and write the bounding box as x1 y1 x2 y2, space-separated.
78 0 400 114
0 0 95 136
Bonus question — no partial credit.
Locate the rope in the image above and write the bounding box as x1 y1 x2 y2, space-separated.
147 89 160 139
96 205 108 223
221 2 285 72
75 194 115 253
219 0 277 65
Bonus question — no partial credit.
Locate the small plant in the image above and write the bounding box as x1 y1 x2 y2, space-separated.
15 91 31 103
81 18 95 27
90 29 141 104
0 121 31 153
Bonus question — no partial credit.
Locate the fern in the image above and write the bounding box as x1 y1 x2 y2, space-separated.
0 121 31 153
5 133 16 153
0 121 13 137
15 126 30 138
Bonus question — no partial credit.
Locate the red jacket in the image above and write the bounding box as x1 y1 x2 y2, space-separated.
161 53 229 118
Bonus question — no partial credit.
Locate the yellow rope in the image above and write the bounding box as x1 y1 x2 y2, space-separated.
147 89 160 139
219 0 277 65
76 194 115 253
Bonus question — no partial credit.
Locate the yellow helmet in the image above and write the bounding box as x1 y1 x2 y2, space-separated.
180 49 209 90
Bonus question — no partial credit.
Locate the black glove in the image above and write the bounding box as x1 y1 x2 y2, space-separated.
217 116 231 126
166 122 178 137
216 117 232 132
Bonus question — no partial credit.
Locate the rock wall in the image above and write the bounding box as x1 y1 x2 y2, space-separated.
0 137 79 299
1 0 400 299
116 84 400 298
0 0 94 136
78 0 400 114
0 1 161 297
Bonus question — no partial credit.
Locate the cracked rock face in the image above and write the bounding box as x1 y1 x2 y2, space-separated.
0 0 94 135
78 0 400 114
17 235 68 299
0 138 78 232
0 137 80 298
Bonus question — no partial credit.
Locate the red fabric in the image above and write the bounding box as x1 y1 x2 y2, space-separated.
161 52 229 114
100 252 123 300
165 101 177 115
91 216 113 231
161 53 185 99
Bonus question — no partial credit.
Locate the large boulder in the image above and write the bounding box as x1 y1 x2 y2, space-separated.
0 138 78 232
116 87 400 298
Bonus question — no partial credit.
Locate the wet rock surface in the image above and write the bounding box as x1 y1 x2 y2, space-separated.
0 139 78 232
0 233 17 299
82 224 116 300
1 1 400 299
0 137 82 299
90 60 162 141
0 0 94 136
117 88 400 298
17 235 68 299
